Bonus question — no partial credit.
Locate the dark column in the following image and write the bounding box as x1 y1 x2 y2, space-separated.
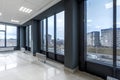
15 26 20 50
64 0 79 69
31 20 40 56
20 26 26 48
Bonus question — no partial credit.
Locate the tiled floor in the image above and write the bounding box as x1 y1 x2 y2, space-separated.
0 51 103 80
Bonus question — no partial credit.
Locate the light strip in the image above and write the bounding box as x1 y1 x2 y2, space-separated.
28 9 32 13
19 6 24 11
11 19 19 23
19 6 32 13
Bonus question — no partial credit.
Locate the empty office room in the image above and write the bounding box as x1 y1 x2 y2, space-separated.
0 0 119 80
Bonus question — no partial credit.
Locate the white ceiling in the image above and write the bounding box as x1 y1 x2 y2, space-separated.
0 0 61 25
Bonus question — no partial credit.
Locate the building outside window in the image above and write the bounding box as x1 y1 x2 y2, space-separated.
117 0 120 67
6 25 17 47
86 0 113 65
56 11 65 55
48 15 54 53
0 24 5 47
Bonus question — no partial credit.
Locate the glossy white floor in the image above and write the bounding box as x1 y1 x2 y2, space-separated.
0 51 103 80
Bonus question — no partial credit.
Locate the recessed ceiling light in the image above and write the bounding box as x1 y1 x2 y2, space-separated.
19 6 24 11
19 6 32 13
11 19 19 23
0 12 2 16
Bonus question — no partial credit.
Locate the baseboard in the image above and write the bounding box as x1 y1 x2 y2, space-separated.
64 66 79 73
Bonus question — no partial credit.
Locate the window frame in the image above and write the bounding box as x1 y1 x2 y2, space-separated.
0 24 17 47
40 11 65 63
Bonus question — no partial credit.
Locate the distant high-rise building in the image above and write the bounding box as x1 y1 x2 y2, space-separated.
101 28 113 47
117 28 120 48
47 34 52 44
101 28 120 48
87 31 100 47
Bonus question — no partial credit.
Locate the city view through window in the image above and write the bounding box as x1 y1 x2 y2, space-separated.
87 0 113 64
56 11 64 55
0 24 17 47
117 0 120 66
0 32 5 47
0 24 5 47
41 11 64 55
6 25 17 46
87 0 120 66
43 19 46 51
48 15 54 53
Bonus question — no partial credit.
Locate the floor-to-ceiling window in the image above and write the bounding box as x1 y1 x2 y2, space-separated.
6 25 17 47
117 0 120 67
40 11 65 63
85 0 120 79
0 24 17 47
29 25 31 48
43 19 46 51
48 15 54 53
26 26 29 47
40 19 46 51
56 11 64 55
0 32 5 47
25 25 31 51
86 0 113 64
0 24 5 47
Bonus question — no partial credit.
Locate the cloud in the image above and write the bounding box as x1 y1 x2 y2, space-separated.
105 0 120 9
117 0 120 6
87 19 92 23
105 2 113 9
96 26 102 29
87 24 92 27
117 22 120 25
57 20 63 23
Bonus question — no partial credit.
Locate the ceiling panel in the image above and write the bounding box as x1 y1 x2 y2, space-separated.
0 0 61 25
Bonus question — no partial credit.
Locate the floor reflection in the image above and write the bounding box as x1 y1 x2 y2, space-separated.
0 51 102 80
0 63 17 71
0 53 18 72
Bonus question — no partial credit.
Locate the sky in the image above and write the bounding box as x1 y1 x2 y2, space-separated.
44 11 64 40
87 0 120 33
56 11 64 40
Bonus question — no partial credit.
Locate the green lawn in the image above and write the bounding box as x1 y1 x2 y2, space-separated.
87 47 120 56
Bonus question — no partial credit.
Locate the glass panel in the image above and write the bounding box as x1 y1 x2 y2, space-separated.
86 0 113 65
40 20 43 50
0 32 5 47
6 25 17 46
56 11 65 55
29 25 31 47
117 0 120 66
43 19 46 51
0 24 5 30
48 16 54 53
26 26 29 47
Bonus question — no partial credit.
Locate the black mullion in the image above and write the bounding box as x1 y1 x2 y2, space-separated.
54 14 57 60
113 0 117 77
